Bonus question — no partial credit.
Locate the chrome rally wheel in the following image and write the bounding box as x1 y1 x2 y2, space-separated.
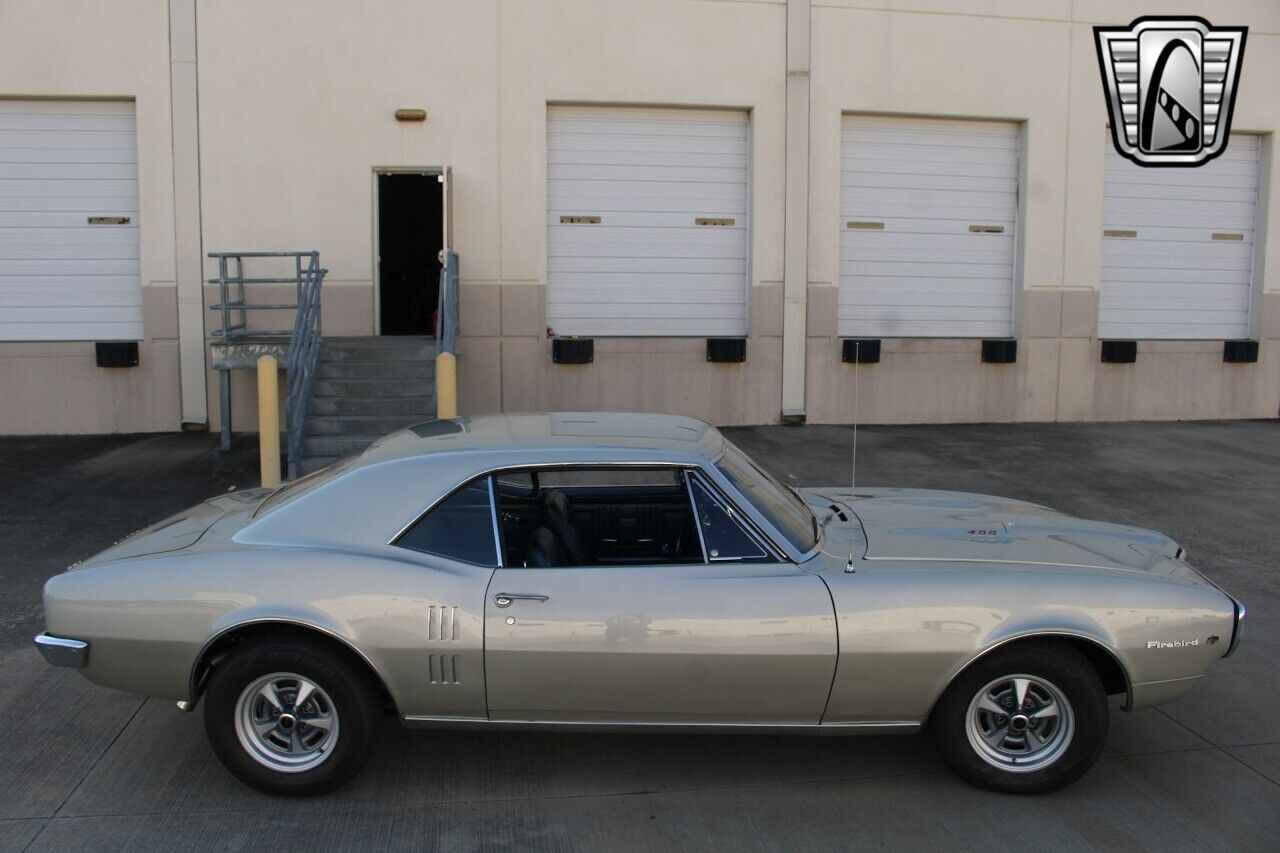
931 641 1107 794
234 673 340 773
205 636 380 795
965 674 1074 773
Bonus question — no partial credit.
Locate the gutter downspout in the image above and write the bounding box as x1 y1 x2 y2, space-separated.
169 0 208 428
782 0 810 423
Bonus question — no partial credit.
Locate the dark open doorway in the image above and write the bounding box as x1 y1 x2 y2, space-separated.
377 172 442 335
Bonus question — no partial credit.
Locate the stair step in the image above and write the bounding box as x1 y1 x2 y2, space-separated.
320 336 436 362
322 335 433 349
309 395 435 417
307 415 430 436
302 434 386 458
301 336 440 470
321 344 436 363
214 330 294 341
323 335 434 347
317 360 433 380
208 302 298 311
312 377 435 398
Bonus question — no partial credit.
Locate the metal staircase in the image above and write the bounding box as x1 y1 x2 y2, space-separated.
298 336 437 473
209 251 325 478
210 249 456 478
296 250 456 473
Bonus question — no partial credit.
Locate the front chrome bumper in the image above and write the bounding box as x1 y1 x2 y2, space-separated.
34 632 89 668
1225 599 1246 658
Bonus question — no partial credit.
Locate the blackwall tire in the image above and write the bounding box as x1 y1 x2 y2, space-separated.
203 638 380 796
930 640 1108 794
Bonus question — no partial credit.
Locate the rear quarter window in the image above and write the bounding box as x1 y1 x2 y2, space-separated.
396 478 497 566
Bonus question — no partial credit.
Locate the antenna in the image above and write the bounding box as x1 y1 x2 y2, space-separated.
847 342 860 572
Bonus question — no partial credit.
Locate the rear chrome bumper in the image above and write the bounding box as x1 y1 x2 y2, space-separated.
34 632 89 668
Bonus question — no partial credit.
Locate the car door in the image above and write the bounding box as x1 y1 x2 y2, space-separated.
483 471 838 725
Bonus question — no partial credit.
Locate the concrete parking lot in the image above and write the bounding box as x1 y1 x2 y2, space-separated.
1 421 1278 851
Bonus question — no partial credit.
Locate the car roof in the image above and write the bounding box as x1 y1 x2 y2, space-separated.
355 412 724 467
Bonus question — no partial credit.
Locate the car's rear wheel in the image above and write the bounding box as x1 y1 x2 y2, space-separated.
204 638 379 795
930 641 1107 794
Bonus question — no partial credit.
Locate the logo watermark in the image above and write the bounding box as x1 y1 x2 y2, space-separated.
1094 16 1247 167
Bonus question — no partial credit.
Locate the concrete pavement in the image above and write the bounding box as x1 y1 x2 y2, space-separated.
1 422 1277 851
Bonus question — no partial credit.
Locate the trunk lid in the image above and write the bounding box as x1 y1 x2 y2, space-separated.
71 487 271 569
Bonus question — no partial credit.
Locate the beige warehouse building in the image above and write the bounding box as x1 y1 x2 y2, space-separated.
1 0 1278 450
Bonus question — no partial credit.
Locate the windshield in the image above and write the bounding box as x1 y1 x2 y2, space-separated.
714 441 817 554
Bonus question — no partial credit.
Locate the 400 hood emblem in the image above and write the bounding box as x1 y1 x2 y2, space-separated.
1094 16 1247 167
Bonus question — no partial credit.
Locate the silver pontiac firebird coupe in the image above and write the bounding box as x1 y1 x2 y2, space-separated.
36 413 1244 796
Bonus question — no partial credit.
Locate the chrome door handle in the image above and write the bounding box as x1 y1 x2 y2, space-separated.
494 593 549 608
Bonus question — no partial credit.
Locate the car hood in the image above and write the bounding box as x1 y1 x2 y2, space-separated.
803 486 1187 575
69 488 271 569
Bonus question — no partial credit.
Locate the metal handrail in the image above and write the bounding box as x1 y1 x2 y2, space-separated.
284 254 324 479
208 251 325 478
436 249 459 357
209 251 319 341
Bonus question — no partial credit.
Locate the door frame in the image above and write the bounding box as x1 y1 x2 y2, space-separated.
370 166 448 335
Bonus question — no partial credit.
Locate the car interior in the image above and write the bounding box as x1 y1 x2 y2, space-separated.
494 468 707 567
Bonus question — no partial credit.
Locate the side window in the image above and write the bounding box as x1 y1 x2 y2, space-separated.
397 478 497 566
688 477 772 562
495 470 536 497
493 466 700 567
538 469 681 488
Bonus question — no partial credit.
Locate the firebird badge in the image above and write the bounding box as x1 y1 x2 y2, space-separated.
1094 17 1247 167
1147 639 1200 649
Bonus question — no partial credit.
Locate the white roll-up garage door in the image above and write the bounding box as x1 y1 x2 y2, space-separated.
1099 134 1260 340
0 100 141 342
547 106 749 337
839 116 1019 338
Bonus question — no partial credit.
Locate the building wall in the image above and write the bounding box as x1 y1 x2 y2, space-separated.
489 0 788 425
0 0 1277 434
195 0 787 430
0 0 181 433
803 0 1280 424
196 0 1280 429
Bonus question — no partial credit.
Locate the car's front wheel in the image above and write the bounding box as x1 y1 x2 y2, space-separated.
203 637 380 795
930 640 1108 794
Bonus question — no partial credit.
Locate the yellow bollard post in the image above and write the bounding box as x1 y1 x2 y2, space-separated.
436 351 458 419
257 355 281 487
